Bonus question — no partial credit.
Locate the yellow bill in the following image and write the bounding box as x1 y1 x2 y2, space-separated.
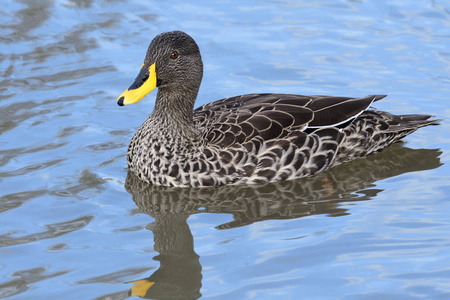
127 279 155 297
117 63 157 106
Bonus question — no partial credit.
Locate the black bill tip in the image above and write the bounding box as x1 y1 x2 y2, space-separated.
117 96 125 106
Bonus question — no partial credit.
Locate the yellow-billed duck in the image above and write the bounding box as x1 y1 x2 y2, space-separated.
117 31 439 187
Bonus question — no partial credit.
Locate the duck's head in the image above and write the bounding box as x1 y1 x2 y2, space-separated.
117 31 203 106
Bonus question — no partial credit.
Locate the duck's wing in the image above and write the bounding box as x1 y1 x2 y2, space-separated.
194 93 385 148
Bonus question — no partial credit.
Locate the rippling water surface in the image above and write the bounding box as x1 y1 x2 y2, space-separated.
1 0 449 299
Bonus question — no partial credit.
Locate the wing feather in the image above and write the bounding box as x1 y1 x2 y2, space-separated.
193 93 385 148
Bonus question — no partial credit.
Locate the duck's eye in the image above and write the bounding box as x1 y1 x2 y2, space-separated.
170 51 179 59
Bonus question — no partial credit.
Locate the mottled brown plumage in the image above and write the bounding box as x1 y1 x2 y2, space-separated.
118 31 439 187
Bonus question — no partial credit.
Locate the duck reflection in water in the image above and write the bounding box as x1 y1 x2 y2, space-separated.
122 143 441 299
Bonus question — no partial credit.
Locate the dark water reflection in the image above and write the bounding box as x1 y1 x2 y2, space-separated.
122 143 441 299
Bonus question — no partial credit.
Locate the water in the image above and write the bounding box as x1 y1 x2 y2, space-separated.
0 0 449 299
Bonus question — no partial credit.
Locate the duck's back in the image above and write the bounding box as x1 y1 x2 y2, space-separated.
129 94 437 187
194 93 378 146
188 94 438 186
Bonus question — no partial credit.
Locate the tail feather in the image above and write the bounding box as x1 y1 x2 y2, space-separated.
387 114 441 133
334 110 440 165
398 114 441 127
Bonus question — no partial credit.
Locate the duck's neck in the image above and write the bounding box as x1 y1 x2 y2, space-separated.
150 86 200 140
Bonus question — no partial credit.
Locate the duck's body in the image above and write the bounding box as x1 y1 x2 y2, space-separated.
118 31 439 187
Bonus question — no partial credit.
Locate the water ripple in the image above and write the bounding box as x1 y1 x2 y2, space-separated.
0 216 94 248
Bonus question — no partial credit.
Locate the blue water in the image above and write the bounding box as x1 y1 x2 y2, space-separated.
0 0 449 299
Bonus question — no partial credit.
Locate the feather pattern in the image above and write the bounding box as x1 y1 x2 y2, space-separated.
127 93 438 187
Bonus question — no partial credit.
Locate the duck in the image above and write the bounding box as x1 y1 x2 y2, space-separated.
116 30 439 187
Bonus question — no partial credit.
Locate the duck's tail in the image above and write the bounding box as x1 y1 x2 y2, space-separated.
333 110 441 166
391 114 441 131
